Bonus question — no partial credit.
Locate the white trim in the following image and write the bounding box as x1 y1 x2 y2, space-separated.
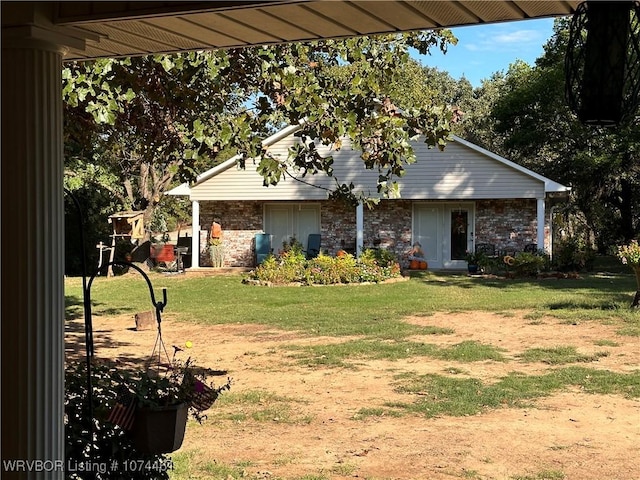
194 123 305 186
537 198 546 252
192 200 200 268
356 203 364 256
166 182 191 195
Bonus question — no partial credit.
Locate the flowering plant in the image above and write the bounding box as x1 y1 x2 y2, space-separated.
131 346 231 423
617 240 640 267
617 240 640 308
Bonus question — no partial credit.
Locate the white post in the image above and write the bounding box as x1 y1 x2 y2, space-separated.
548 205 557 261
356 203 364 257
537 197 546 251
191 200 200 268
1 9 80 477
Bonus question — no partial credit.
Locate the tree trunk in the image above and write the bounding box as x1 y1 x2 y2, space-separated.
633 267 640 308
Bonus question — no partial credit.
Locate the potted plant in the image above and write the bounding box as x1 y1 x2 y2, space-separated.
465 250 485 274
108 350 231 454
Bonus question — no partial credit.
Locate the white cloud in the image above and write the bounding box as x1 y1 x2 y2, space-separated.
494 29 543 45
462 27 547 53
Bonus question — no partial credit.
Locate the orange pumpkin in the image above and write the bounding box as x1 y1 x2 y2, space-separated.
410 260 419 269
419 261 428 270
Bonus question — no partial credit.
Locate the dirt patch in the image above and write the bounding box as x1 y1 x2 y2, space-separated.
66 311 640 480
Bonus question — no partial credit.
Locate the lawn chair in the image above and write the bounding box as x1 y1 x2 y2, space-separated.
305 233 321 260
255 233 272 266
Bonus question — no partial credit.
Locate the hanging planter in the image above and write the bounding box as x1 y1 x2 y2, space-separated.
565 1 640 126
84 261 231 459
132 402 189 454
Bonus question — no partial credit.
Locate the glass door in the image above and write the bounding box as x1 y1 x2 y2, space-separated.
450 210 468 261
443 204 474 269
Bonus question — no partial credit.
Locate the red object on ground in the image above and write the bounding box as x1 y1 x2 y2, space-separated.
152 244 175 262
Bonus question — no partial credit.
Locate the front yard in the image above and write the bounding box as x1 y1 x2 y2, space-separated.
65 271 640 480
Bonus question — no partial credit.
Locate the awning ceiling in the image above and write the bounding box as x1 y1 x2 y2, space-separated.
54 1 582 61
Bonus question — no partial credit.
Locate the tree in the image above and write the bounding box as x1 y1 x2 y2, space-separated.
485 19 640 250
63 32 460 244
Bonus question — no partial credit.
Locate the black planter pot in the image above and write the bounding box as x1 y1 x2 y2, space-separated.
467 265 479 274
133 403 189 454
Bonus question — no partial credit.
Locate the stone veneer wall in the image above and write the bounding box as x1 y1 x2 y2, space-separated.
363 200 413 258
199 201 264 267
319 202 357 254
475 199 544 252
198 198 546 267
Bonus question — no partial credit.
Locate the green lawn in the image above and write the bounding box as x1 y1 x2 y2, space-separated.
65 270 640 338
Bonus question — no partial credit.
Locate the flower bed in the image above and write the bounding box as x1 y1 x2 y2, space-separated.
245 248 401 286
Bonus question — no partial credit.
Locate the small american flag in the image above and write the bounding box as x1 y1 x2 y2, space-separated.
107 390 137 431
189 380 218 412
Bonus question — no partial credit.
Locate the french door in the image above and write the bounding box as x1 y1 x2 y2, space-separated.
413 203 474 269
264 203 320 252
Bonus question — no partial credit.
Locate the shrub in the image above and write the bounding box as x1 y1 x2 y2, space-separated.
553 237 596 272
360 248 398 268
254 248 306 284
358 249 401 282
307 254 343 285
511 252 547 277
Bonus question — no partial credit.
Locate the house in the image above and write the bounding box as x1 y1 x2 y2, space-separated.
168 125 570 270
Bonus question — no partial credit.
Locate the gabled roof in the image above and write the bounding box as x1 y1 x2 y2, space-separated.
166 124 570 197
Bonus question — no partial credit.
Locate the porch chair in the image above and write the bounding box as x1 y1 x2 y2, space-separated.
305 233 321 260
475 243 497 257
254 233 272 266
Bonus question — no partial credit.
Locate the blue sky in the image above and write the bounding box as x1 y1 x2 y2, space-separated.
414 18 556 88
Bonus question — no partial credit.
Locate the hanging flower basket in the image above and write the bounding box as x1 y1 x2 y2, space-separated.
132 402 189 454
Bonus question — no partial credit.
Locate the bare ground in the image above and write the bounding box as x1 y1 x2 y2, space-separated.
66 311 640 480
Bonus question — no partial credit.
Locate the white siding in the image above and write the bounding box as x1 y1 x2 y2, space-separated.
190 136 545 201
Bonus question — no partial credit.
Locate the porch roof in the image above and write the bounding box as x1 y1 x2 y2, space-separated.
51 1 581 61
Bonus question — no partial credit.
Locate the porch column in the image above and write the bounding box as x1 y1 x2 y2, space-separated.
537 197 546 251
191 200 201 268
1 9 81 478
356 203 364 256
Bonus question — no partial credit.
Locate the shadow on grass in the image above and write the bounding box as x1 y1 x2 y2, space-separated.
410 270 636 293
65 295 154 368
